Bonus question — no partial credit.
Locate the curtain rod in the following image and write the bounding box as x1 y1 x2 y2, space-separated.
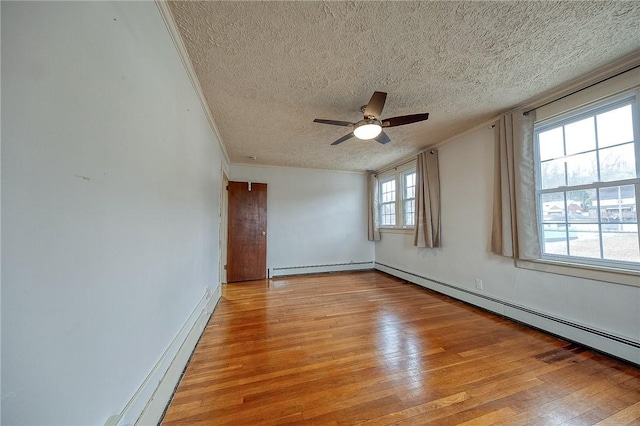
373 158 415 175
523 62 640 116
374 149 438 175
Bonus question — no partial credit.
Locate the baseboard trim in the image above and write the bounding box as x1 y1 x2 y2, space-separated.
375 262 640 366
269 261 374 278
105 286 221 426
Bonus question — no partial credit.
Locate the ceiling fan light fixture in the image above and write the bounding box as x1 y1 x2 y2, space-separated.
314 91 429 145
353 119 382 140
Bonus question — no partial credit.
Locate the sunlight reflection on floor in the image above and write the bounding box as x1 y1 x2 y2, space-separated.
376 310 425 395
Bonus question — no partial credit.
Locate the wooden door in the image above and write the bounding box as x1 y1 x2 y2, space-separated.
227 181 267 282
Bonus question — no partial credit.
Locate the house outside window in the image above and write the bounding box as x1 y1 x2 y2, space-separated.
378 162 417 230
534 91 640 272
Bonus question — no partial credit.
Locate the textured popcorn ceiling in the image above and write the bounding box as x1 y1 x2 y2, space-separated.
168 1 640 172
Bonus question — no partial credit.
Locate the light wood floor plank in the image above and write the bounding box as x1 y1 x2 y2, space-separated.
161 271 640 425
593 401 640 425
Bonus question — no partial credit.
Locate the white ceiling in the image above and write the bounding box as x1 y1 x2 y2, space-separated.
168 1 640 172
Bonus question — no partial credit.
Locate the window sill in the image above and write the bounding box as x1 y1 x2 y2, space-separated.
379 227 415 235
516 258 640 288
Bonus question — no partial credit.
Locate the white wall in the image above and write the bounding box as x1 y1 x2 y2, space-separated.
375 127 640 364
1 2 225 425
0 3 3 421
230 165 375 275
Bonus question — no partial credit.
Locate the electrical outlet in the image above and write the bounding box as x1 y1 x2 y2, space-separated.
475 279 483 290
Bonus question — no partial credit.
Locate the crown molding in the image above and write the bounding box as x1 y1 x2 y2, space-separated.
518 50 640 114
231 162 367 175
155 1 231 166
377 50 640 173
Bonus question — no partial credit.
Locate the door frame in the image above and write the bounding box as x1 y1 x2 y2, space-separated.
219 170 229 284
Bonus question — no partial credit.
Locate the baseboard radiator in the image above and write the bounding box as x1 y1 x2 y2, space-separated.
269 261 374 278
375 262 640 366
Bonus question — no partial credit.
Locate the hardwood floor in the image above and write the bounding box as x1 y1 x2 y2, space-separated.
162 271 640 425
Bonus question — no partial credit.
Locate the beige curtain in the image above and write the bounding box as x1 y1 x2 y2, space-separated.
367 172 381 241
414 150 441 248
491 110 540 260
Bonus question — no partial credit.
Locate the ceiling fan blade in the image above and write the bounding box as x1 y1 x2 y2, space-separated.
331 133 355 145
374 131 391 145
363 91 387 119
313 119 354 126
382 113 429 127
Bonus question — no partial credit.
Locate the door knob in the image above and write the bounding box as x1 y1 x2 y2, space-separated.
262 231 266 236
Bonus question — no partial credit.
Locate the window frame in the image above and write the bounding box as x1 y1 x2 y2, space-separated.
378 175 397 227
378 161 417 231
531 89 640 278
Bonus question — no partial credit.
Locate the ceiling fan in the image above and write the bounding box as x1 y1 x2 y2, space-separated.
313 91 429 145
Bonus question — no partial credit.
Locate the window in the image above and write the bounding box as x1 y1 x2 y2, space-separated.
535 92 640 271
379 177 396 226
403 171 416 227
378 163 416 229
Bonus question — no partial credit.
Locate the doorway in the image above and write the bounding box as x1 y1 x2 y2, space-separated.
226 181 267 282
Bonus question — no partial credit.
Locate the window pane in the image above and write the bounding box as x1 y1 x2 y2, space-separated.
404 199 415 226
565 117 596 156
405 172 415 187
541 192 566 223
539 127 564 161
598 185 637 224
542 223 568 255
406 187 415 200
568 224 601 259
566 151 597 186
602 230 640 263
380 202 396 226
599 143 636 182
566 189 597 223
597 104 634 148
404 172 416 199
381 180 395 203
540 159 566 189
